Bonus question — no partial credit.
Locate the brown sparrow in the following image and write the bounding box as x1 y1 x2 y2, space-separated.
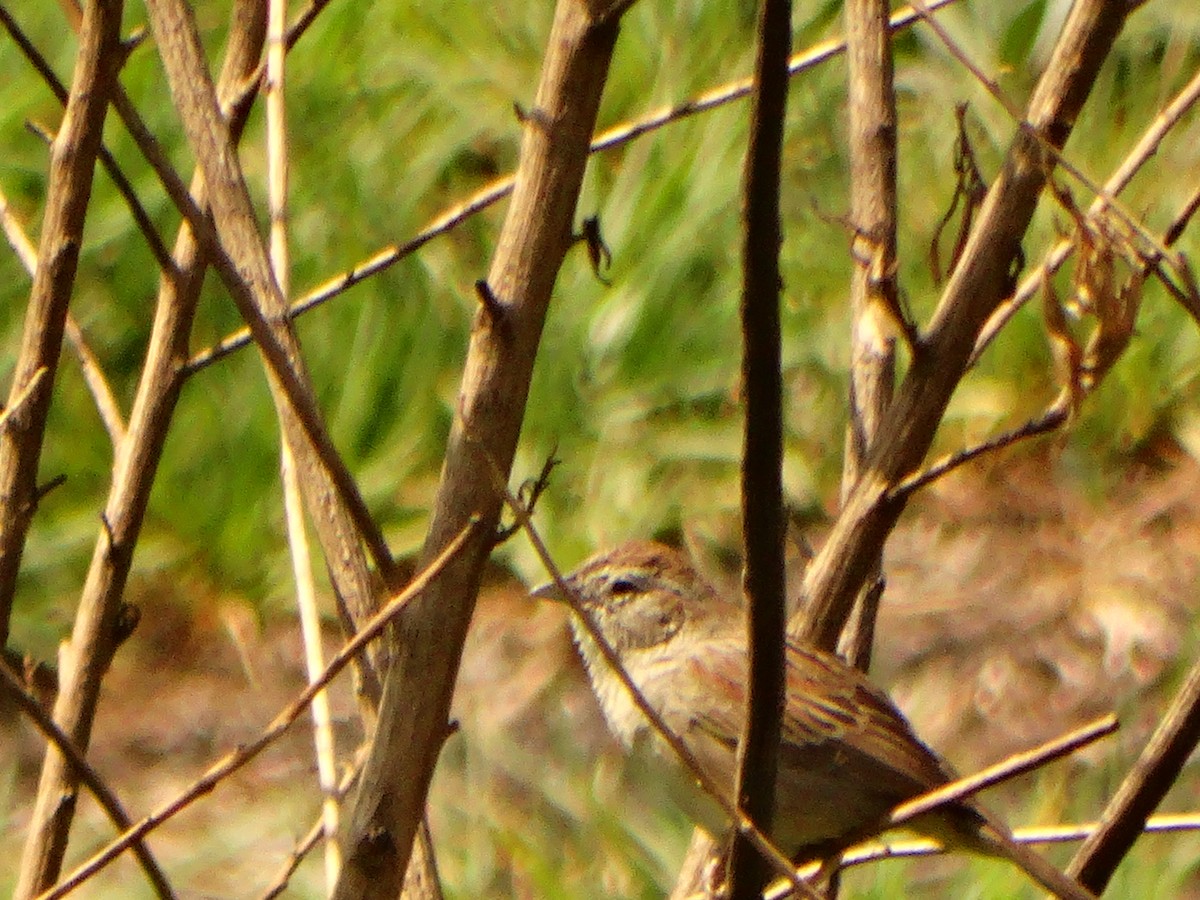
533 541 1094 899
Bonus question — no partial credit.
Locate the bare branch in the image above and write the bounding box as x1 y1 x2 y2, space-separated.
259 752 364 900
145 0 395 582
728 0 791 892
887 715 1118 831
837 0 900 672
0 4 174 272
13 6 268 891
909 0 1177 277
0 656 175 898
1068 661 1200 893
1 185 127 445
0 0 124 660
795 0 1135 651
890 404 1069 500
332 4 632 896
37 521 477 900
973 64 1200 365
183 0 965 376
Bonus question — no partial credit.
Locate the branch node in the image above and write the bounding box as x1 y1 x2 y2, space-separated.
512 101 554 130
33 473 67 507
474 279 510 333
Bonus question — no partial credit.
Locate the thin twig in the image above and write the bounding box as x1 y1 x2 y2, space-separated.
183 0 965 376
758 814 1200 899
266 4 341 883
0 0 124 661
12 7 269 894
889 403 1069 500
795 0 1134 651
888 714 1118 830
0 186 127 445
266 0 339 885
0 657 176 898
63 317 127 446
7 2 127 889
36 520 476 900
259 760 363 900
972 63 1200 366
768 715 1117 900
909 0 1181 284
0 4 175 273
146 0 396 582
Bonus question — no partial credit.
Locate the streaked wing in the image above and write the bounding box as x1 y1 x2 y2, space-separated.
678 638 959 855
784 643 955 792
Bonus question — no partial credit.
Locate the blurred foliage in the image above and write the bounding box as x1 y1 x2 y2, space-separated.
2 1 1199 630
2 0 1200 894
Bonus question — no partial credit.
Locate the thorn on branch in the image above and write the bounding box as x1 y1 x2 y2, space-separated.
112 602 141 649
119 26 147 66
0 366 49 434
474 279 510 334
815 201 918 350
573 215 613 285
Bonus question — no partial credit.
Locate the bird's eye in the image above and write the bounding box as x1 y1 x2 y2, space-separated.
609 578 638 596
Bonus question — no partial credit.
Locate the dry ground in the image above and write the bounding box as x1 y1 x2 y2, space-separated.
4 446 1200 896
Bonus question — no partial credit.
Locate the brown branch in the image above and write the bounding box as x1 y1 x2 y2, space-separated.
1 184 127 445
0 0 123 660
728 0 791 894
5 3 128 887
144 0 395 584
888 715 1118 830
15 0 388 660
37 521 476 900
849 716 1117 900
264 5 350 888
825 813 1200 885
794 0 1134 651
890 403 1069 500
0 657 175 898
331 4 630 896
910 0 1177 279
1067 661 1200 893
63 316 127 446
11 7 269 894
183 0 965 376
260 760 364 900
79 0 386 708
836 0 900 673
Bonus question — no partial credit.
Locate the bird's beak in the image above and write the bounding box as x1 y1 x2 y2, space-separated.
529 579 565 602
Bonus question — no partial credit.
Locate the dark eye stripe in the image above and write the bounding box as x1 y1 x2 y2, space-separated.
609 578 638 595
